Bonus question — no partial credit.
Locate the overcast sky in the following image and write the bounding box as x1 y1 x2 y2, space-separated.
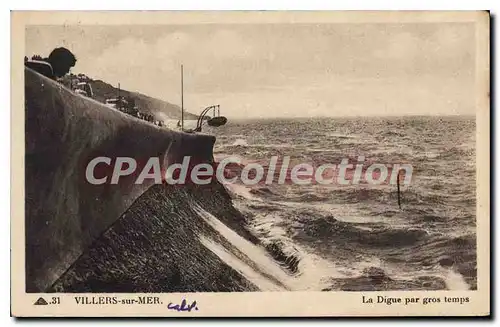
26 23 475 118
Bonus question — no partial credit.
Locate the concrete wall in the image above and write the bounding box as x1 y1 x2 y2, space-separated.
25 68 215 291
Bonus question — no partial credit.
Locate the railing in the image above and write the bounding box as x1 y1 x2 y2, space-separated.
196 104 220 131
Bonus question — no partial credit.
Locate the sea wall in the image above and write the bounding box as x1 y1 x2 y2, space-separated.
25 68 216 292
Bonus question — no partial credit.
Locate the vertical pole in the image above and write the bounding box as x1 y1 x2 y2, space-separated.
397 169 402 209
213 106 215 117
118 83 121 110
181 65 184 131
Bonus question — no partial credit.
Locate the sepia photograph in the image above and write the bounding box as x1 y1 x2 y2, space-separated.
11 11 490 317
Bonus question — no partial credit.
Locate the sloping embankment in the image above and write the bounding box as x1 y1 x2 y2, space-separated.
50 182 263 292
26 68 291 293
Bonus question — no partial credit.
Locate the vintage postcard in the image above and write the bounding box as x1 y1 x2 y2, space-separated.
11 11 490 317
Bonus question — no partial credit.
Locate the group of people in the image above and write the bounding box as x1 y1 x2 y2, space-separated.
110 98 164 127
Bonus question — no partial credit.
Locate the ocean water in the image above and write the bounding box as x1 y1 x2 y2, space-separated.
205 116 477 291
